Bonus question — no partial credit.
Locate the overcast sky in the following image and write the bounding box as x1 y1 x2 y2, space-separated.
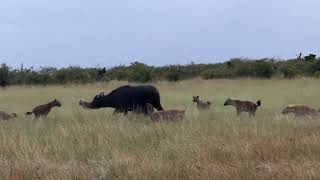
0 0 319 68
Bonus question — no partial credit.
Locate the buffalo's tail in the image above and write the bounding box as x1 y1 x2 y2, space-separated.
26 112 33 115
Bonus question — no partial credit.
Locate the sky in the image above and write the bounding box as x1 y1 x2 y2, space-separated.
0 0 319 68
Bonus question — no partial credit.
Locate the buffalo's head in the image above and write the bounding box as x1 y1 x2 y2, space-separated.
79 92 105 109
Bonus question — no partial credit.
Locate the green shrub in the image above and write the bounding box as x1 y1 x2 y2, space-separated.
166 66 182 81
280 65 299 79
254 60 275 78
3 59 320 86
128 62 154 83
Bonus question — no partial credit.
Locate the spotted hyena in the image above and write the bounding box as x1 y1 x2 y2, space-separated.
0 111 17 120
224 98 261 116
146 103 185 122
193 96 211 110
26 99 62 117
281 105 319 117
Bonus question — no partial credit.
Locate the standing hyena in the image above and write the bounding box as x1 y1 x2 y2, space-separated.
224 98 261 116
193 96 211 110
26 99 62 117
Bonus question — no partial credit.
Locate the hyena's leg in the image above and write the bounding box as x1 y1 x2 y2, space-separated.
251 107 257 116
236 109 241 116
113 108 122 115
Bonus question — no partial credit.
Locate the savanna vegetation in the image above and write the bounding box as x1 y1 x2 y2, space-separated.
0 79 320 179
1 57 320 86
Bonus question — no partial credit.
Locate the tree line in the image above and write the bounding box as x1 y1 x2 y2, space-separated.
0 57 320 86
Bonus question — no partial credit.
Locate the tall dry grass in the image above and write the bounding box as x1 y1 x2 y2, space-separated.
0 78 320 179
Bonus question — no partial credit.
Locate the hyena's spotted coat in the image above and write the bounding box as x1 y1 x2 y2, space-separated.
193 96 211 110
282 105 319 117
146 103 185 122
224 98 261 116
26 99 62 117
0 111 17 120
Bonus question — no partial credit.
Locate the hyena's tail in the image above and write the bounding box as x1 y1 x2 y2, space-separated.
25 112 33 115
207 101 211 105
256 100 261 107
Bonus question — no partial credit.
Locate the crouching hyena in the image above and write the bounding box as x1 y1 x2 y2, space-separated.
281 105 319 117
224 98 261 116
146 103 185 122
193 96 211 110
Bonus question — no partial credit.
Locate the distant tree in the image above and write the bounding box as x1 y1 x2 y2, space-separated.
254 60 275 78
280 65 299 79
128 62 153 83
0 63 10 87
166 66 182 81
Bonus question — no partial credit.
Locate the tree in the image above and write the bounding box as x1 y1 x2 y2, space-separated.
0 63 10 87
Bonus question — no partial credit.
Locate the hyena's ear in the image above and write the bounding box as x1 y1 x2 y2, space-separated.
196 96 199 98
100 92 104 96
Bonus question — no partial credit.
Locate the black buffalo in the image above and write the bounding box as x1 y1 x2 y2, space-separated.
79 85 164 114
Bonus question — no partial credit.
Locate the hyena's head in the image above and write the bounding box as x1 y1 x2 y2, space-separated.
12 113 17 118
281 107 293 114
53 99 62 107
193 96 200 103
224 98 232 106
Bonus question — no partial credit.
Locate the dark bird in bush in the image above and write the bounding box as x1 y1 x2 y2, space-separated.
26 99 62 117
297 52 302 60
98 67 106 77
79 85 164 115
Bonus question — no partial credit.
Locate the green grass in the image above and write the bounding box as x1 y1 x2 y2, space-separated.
0 79 320 179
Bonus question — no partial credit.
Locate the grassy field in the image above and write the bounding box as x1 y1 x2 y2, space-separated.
0 78 320 179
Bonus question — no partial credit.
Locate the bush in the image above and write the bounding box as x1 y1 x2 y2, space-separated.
53 67 96 84
166 66 182 81
254 60 275 78
314 71 320 78
200 66 231 79
0 63 10 87
2 58 320 86
280 65 299 79
128 62 154 83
